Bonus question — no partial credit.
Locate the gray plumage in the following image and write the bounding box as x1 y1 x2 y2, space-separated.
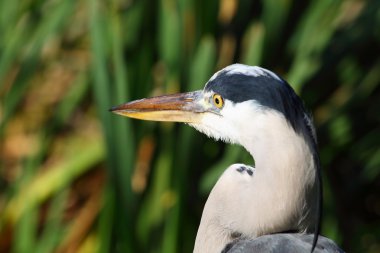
222 234 345 253
110 64 344 253
205 65 322 249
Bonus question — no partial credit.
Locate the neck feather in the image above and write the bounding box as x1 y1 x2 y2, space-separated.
241 112 318 232
193 111 319 253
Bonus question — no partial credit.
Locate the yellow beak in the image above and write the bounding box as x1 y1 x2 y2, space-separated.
110 91 206 123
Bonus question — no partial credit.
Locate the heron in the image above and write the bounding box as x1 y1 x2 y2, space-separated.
110 64 344 253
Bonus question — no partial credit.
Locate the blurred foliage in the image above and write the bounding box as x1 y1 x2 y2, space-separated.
0 0 380 252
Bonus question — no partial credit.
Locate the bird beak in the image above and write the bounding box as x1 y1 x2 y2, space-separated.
110 90 206 123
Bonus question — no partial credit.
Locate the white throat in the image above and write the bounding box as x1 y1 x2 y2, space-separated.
192 103 318 253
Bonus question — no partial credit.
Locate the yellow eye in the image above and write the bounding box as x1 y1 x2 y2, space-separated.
213 94 224 108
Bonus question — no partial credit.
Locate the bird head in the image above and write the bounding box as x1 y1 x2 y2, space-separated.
110 64 314 146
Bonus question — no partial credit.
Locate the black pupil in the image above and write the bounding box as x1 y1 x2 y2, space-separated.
215 97 220 104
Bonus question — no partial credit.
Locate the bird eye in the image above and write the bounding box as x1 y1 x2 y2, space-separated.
213 94 224 108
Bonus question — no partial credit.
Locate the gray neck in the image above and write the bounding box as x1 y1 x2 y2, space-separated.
241 112 318 232
193 111 319 253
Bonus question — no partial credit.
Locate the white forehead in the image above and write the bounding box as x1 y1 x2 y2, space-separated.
209 64 282 82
